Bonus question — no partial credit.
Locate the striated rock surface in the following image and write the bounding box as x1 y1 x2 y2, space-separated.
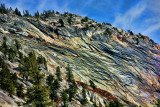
0 13 160 107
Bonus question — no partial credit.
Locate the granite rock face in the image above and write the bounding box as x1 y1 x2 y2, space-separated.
0 13 160 107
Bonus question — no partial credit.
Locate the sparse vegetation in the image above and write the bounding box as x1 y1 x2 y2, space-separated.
89 80 96 89
105 100 123 107
15 8 22 16
0 60 17 96
56 66 62 81
128 30 134 35
81 16 89 23
105 28 112 36
35 10 39 19
62 90 69 107
81 85 88 105
59 18 65 27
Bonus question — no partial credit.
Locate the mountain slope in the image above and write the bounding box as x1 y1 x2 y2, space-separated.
0 12 160 107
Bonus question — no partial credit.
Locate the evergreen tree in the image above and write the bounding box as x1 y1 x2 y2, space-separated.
18 51 23 59
66 64 75 83
26 52 52 106
15 8 22 16
37 55 47 70
62 91 69 107
81 87 88 105
67 17 72 25
51 10 55 15
35 10 40 19
16 84 24 98
105 28 112 36
23 10 30 17
46 74 59 102
14 39 21 51
46 74 54 86
127 30 134 35
59 19 64 27
156 99 160 107
18 56 31 81
8 47 16 62
56 66 62 81
56 11 60 14
0 3 8 14
50 89 58 102
89 80 96 90
0 62 17 96
107 101 123 107
53 79 60 90
1 37 9 57
66 87 77 102
27 86 52 106
0 56 4 67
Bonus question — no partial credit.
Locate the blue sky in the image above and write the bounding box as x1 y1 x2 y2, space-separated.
2 0 160 44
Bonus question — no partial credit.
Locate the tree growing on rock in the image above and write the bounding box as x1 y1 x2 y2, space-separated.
81 86 88 105
105 28 112 36
127 30 134 35
62 91 69 107
15 8 22 16
16 84 24 98
66 87 77 102
35 10 40 19
59 19 64 27
0 61 17 96
56 66 62 81
26 52 52 106
66 64 75 83
23 10 30 17
14 39 22 51
89 80 96 90
0 3 8 14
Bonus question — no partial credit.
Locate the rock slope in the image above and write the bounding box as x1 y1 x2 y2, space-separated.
0 12 160 107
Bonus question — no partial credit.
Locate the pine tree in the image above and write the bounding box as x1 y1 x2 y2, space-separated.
0 3 8 14
66 64 75 83
67 17 72 26
0 62 17 96
14 39 21 51
26 52 52 106
46 74 54 86
56 66 62 81
16 84 24 98
62 91 69 107
50 89 58 102
89 80 96 90
53 79 60 90
19 57 31 81
59 19 64 27
8 47 16 62
35 10 40 19
15 8 21 16
66 87 77 102
1 37 9 57
108 100 123 107
23 10 30 17
0 56 4 67
81 87 88 105
27 86 52 106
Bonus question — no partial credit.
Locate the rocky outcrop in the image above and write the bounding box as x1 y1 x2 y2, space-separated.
0 13 160 107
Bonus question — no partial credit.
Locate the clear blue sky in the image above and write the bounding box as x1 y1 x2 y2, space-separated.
2 0 160 44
